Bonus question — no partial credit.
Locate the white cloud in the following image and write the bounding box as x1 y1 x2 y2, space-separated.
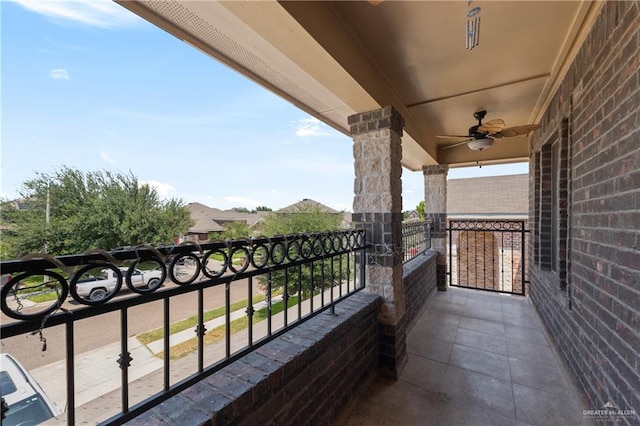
294 117 331 137
222 196 262 208
141 180 176 198
99 151 115 164
50 68 69 80
11 0 142 28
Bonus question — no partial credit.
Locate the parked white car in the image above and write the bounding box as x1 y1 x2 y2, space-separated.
1 353 62 425
74 267 163 302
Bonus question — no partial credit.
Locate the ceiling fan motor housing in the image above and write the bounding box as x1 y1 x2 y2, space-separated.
469 110 488 138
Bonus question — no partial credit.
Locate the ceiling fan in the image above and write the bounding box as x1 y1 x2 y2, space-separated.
437 111 540 151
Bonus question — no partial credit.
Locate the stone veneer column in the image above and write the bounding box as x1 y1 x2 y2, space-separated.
348 105 406 378
423 164 449 291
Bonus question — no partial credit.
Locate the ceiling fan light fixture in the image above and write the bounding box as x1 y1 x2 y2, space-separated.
467 138 494 151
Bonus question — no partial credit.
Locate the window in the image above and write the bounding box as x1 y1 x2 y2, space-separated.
536 118 569 290
551 141 559 273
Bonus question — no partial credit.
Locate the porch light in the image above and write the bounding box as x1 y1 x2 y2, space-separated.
467 138 494 151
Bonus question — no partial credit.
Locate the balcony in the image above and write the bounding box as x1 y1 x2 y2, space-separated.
1 225 590 425
2 1 638 424
340 286 589 425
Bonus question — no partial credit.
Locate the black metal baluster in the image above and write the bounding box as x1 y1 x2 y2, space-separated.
247 277 254 346
283 268 289 327
500 232 505 292
320 257 325 308
267 271 272 336
520 221 526 295
297 264 302 320
118 308 131 414
65 321 75 425
309 261 314 313
197 288 205 372
225 282 231 358
164 297 170 389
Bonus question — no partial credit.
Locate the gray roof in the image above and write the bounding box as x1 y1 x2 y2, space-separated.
276 199 340 214
447 174 528 216
186 203 224 233
186 203 268 233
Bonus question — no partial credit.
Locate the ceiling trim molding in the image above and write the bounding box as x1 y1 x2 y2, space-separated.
531 0 605 124
406 74 551 109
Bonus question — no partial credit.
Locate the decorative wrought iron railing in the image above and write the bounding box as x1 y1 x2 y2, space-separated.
447 220 529 295
401 220 432 263
0 229 366 425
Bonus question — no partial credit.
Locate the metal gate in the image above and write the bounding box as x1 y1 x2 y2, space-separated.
447 220 529 295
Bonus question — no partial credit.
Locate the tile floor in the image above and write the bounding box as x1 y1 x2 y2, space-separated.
340 287 592 426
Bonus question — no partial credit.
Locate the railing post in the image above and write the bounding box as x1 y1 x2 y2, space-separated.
65 321 75 425
520 220 526 295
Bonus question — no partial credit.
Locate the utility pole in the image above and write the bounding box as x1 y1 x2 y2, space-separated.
44 185 50 253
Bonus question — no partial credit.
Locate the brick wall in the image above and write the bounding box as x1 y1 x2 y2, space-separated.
457 231 499 290
403 250 437 329
128 292 381 426
529 1 640 421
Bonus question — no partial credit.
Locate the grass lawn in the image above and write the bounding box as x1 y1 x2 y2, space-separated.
136 294 266 344
165 295 300 360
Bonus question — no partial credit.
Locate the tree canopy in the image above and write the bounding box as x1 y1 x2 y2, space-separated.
1 167 194 258
416 200 426 220
216 221 252 241
258 205 343 236
255 205 346 297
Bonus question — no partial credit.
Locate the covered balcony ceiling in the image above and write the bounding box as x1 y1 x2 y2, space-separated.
117 1 602 170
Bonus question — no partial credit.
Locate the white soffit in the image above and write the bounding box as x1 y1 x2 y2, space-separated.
123 0 380 136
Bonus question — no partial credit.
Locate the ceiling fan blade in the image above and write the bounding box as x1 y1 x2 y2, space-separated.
435 134 471 139
440 140 472 150
478 119 505 134
500 124 540 137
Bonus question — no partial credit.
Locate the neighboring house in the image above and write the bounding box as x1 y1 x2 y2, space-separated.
182 199 348 242
446 174 529 293
181 202 267 243
181 202 225 243
275 198 351 229
404 210 420 221
275 198 339 214
447 174 528 221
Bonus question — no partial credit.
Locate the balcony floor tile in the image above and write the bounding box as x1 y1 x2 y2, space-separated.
339 287 591 426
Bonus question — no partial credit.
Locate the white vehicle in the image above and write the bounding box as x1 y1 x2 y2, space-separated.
74 267 163 302
1 353 61 425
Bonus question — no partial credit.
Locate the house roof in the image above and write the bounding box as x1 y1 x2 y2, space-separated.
186 203 270 233
447 174 528 216
276 199 340 214
186 203 224 233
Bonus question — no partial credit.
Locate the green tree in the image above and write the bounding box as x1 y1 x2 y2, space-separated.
258 205 342 236
220 221 252 240
416 200 426 220
1 167 194 258
255 206 272 212
232 207 251 213
257 206 346 297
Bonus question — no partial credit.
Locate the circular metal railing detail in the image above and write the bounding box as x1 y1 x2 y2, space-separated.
1 270 69 320
449 220 524 231
0 230 366 320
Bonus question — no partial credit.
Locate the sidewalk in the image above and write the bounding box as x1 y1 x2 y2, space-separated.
31 296 283 412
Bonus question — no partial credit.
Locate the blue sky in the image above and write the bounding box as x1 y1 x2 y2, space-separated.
1 0 527 212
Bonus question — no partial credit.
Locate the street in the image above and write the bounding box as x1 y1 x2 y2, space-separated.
0 278 259 370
